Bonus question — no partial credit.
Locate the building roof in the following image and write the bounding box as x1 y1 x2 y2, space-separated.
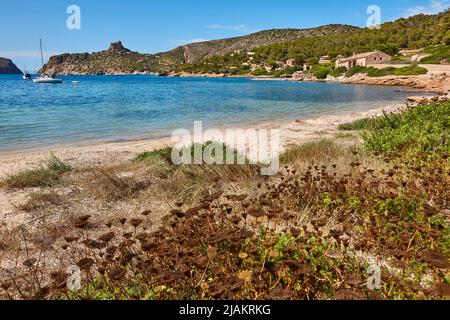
338 51 391 62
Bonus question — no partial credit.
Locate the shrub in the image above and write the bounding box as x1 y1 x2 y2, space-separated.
329 66 348 77
364 101 450 155
345 66 368 77
392 65 428 76
134 142 245 166
346 65 428 78
311 65 332 79
338 118 376 131
252 69 269 76
133 147 173 163
420 45 450 64
366 67 396 77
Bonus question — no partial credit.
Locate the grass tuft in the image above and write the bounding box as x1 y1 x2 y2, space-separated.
1 154 72 189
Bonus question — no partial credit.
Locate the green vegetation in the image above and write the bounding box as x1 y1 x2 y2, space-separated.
340 101 450 155
345 65 368 77
134 142 244 166
329 66 348 77
1 154 71 189
310 64 333 79
390 65 428 76
364 102 450 155
338 118 375 131
420 45 450 64
132 147 173 163
178 11 449 75
344 65 428 78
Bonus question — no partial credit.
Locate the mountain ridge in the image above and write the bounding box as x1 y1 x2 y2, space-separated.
0 57 22 74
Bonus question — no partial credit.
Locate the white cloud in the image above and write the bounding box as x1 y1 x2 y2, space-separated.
0 50 60 59
169 38 210 45
404 0 449 17
207 24 255 33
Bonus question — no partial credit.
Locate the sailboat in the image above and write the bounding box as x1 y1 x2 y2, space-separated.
33 39 63 84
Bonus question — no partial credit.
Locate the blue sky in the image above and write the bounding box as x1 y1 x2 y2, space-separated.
1 0 448 71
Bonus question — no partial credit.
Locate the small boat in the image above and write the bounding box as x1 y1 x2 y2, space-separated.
33 75 63 84
33 39 63 84
22 70 31 80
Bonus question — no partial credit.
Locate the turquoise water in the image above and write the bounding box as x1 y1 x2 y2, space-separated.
0 74 413 152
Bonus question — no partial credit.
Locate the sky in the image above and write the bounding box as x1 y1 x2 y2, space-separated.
0 0 449 71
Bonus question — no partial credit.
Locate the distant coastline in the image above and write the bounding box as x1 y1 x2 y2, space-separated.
45 63 450 94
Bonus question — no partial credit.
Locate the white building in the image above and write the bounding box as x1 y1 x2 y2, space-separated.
336 51 392 69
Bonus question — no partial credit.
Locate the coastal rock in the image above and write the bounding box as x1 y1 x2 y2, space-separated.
342 73 450 94
407 95 448 105
108 41 130 53
292 71 317 82
0 57 22 74
39 41 158 75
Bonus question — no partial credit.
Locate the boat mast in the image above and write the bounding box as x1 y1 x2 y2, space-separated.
39 38 44 73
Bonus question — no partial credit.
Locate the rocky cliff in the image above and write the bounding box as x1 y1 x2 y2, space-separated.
40 41 163 75
0 58 22 74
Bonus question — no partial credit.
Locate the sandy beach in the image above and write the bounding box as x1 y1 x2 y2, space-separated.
0 100 409 233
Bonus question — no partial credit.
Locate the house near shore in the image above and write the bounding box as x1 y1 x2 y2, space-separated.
302 63 312 71
276 61 286 69
286 59 302 67
335 51 391 69
319 56 332 64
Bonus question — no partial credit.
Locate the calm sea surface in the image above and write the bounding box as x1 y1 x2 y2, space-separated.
0 74 414 152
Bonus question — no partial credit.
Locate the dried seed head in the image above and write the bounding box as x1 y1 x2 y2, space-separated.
130 218 144 228
78 258 95 270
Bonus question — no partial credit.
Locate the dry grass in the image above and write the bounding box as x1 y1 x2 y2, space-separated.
1 154 71 190
19 190 63 212
157 164 263 204
82 165 154 202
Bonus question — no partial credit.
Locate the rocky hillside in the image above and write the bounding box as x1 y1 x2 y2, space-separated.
172 25 358 63
0 58 22 74
41 25 357 75
40 41 162 75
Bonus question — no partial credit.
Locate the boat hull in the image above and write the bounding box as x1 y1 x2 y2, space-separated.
33 78 63 84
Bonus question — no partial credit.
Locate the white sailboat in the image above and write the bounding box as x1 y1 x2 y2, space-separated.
33 39 63 84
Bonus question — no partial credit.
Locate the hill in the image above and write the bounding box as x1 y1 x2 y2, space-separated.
167 25 358 63
178 11 450 75
40 25 358 75
0 57 22 74
40 11 449 75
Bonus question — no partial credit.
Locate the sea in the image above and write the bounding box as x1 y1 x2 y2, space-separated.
0 74 416 152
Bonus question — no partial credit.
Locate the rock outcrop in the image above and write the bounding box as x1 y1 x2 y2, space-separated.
341 73 450 94
407 95 448 105
107 41 130 53
0 58 22 74
40 41 160 75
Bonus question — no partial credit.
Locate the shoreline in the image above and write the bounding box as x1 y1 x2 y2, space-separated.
0 101 407 179
47 64 450 94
